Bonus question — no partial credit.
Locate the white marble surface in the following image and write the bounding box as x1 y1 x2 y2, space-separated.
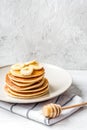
0 70 87 130
0 0 87 69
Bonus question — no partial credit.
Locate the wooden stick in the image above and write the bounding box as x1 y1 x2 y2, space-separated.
62 102 87 110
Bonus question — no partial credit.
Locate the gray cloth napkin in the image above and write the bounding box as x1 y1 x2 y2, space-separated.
0 88 83 125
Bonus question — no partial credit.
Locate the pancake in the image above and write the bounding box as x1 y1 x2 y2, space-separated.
8 72 44 84
5 85 49 99
5 86 49 99
6 74 46 90
6 78 48 93
10 68 45 78
4 60 49 99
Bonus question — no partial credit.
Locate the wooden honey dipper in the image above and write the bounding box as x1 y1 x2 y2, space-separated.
42 102 87 118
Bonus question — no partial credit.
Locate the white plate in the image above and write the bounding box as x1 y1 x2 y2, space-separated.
0 63 72 103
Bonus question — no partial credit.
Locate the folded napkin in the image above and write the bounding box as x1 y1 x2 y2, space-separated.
0 88 83 125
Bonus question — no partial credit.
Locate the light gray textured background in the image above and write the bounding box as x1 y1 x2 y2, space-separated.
0 0 87 69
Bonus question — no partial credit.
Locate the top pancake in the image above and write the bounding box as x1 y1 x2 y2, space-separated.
10 68 45 78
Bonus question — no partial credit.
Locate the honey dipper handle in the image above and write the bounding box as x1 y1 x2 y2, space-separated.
62 102 87 110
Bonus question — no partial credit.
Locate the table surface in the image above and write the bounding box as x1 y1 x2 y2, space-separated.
0 70 87 130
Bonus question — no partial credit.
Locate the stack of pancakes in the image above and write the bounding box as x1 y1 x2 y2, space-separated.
5 60 49 99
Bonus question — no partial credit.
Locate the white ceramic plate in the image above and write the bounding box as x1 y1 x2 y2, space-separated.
0 63 72 103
